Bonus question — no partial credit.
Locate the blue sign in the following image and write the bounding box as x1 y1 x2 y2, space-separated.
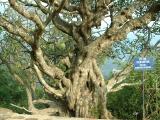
134 57 154 70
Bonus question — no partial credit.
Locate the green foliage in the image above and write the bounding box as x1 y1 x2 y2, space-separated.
0 66 27 112
107 51 160 119
114 0 134 10
0 27 3 33
35 86 47 99
107 86 142 119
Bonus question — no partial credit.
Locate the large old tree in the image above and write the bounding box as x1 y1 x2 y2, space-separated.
0 0 160 119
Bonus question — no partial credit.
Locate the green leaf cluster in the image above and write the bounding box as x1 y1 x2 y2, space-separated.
0 66 27 111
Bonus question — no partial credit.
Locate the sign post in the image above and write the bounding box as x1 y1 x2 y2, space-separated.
142 70 145 120
134 57 154 120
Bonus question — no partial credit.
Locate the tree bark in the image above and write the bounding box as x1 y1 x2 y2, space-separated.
66 58 109 119
25 87 37 113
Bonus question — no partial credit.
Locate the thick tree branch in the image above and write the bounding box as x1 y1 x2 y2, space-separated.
109 82 142 93
33 0 73 34
33 47 71 88
86 3 160 57
54 0 67 16
64 1 80 13
34 0 49 14
52 15 73 35
0 17 33 44
107 46 150 93
9 0 44 30
33 47 64 78
107 65 132 93
33 64 64 97
18 0 49 15
0 1 71 90
80 0 90 17
19 0 38 7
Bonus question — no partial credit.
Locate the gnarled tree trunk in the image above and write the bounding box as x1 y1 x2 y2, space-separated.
66 58 108 119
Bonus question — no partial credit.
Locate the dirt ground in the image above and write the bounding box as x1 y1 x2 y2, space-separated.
0 108 108 120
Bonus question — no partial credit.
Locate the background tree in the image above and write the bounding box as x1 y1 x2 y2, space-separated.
0 32 38 113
